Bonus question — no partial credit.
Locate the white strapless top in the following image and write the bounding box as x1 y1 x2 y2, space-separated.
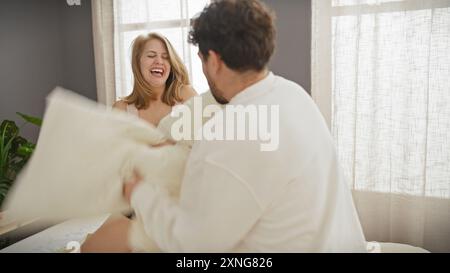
125 92 219 144
125 103 175 139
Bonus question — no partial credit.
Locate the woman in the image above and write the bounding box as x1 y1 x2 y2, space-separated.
114 32 197 125
81 33 196 252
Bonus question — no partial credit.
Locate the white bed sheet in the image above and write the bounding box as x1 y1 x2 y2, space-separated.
1 214 429 253
0 214 109 253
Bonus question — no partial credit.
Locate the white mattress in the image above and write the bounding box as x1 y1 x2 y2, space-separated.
1 215 430 253
0 214 109 253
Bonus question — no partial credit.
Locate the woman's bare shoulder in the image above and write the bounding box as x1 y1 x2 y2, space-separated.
180 85 198 103
112 100 128 111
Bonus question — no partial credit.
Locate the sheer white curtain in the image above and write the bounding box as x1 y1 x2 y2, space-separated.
91 0 116 106
312 0 450 252
91 0 209 105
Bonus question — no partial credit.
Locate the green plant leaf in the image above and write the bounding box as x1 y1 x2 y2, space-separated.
1 123 18 174
0 176 13 207
17 142 35 157
0 114 40 208
16 112 42 127
0 120 19 143
0 183 10 192
12 136 27 154
0 175 12 185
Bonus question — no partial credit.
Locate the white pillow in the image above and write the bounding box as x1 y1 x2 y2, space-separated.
3 87 187 222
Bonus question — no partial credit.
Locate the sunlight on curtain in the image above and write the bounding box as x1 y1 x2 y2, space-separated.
312 0 450 252
331 1 450 199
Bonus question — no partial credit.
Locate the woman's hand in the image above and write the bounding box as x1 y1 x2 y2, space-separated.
123 171 143 204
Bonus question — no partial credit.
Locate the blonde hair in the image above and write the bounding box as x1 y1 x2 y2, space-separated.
124 33 190 109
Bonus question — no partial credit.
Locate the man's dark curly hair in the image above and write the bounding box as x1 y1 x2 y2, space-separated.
188 0 276 72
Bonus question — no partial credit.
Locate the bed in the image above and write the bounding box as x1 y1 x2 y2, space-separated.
0 214 429 253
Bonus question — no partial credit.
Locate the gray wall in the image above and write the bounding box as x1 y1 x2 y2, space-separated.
263 0 311 93
60 0 97 97
0 0 96 142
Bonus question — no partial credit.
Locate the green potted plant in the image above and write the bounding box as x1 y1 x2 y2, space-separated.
0 112 42 209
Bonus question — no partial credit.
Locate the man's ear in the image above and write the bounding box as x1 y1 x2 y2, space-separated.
208 50 223 75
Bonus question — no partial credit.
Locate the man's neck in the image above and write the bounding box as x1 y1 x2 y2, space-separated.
222 69 269 102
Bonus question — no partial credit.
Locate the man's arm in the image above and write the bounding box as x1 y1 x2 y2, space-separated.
129 159 263 252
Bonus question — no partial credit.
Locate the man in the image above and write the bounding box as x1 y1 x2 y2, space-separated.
125 0 367 252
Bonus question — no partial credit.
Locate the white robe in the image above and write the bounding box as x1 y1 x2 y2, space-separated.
130 72 368 252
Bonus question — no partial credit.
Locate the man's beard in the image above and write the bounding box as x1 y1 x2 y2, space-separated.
206 77 229 105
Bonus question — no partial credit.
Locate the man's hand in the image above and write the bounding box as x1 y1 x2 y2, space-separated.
123 140 174 203
123 171 143 204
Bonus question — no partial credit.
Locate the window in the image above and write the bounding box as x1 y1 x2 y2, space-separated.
312 0 450 198
113 0 210 99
